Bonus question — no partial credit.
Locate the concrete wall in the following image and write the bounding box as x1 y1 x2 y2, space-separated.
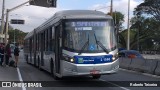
119 57 160 76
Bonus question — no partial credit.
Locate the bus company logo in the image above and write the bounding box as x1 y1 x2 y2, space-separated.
78 58 84 63
2 82 11 87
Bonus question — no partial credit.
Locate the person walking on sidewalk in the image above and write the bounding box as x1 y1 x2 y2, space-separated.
0 43 4 66
5 44 11 67
14 44 20 67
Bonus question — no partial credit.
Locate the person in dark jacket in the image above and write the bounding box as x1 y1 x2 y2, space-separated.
5 44 11 66
0 43 4 65
14 44 20 67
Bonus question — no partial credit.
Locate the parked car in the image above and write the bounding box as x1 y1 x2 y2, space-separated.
119 50 144 59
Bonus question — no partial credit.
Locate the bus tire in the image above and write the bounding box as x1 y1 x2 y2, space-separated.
53 72 60 80
51 61 60 80
92 75 101 79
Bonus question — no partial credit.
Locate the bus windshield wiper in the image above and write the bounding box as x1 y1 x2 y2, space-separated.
78 34 89 55
94 33 109 54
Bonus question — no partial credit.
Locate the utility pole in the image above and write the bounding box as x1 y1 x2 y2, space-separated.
110 0 113 16
1 0 5 42
127 0 130 50
4 0 31 46
3 0 31 66
4 9 9 47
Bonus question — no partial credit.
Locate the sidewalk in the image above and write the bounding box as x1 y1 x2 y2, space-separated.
0 51 25 81
0 53 23 90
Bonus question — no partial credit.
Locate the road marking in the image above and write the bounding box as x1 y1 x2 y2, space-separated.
17 67 26 90
120 68 160 78
100 79 130 90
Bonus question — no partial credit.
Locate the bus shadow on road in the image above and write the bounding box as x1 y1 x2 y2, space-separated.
41 76 114 87
41 79 114 87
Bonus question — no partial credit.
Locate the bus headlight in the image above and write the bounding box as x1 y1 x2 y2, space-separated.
70 58 74 62
112 53 118 61
63 55 75 63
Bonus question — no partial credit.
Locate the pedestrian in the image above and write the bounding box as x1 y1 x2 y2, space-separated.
0 43 4 66
5 44 11 67
0 43 4 65
14 44 20 67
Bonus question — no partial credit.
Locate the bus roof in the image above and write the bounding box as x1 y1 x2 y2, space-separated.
54 10 112 19
24 30 34 40
25 10 112 39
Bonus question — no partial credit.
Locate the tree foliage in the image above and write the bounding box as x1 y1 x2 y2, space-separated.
108 11 125 48
118 28 140 50
112 11 125 31
131 14 160 50
135 0 160 22
8 29 28 45
125 0 160 51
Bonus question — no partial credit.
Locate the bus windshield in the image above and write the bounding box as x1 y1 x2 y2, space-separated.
63 20 117 53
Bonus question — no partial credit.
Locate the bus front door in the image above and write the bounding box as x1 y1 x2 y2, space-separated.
55 25 61 74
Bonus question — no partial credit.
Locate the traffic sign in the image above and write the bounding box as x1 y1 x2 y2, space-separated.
11 19 25 24
29 0 57 7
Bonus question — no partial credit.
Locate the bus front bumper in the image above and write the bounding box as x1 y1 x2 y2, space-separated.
61 59 119 76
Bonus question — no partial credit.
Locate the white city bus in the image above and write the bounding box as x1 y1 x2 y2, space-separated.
24 10 119 79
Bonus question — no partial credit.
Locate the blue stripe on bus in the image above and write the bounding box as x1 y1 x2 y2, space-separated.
74 55 112 64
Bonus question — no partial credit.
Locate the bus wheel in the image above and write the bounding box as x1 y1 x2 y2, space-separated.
53 72 61 80
51 62 60 80
92 75 101 79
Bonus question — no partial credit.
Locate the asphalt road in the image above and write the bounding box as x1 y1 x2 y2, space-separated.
0 51 160 90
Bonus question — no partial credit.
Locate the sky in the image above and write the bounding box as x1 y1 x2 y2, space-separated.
0 0 143 32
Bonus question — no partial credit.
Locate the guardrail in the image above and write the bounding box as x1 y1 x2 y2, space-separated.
142 54 160 60
119 57 160 76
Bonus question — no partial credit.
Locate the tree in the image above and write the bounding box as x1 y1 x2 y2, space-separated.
135 0 160 22
107 11 125 49
8 29 28 45
112 11 125 31
117 0 160 51
108 11 125 31
118 29 138 50
132 0 160 51
130 15 160 50
130 16 145 50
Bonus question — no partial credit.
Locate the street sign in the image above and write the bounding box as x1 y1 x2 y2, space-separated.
29 0 57 7
11 19 25 24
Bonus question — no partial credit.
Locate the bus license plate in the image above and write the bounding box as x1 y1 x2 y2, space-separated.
90 70 100 75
